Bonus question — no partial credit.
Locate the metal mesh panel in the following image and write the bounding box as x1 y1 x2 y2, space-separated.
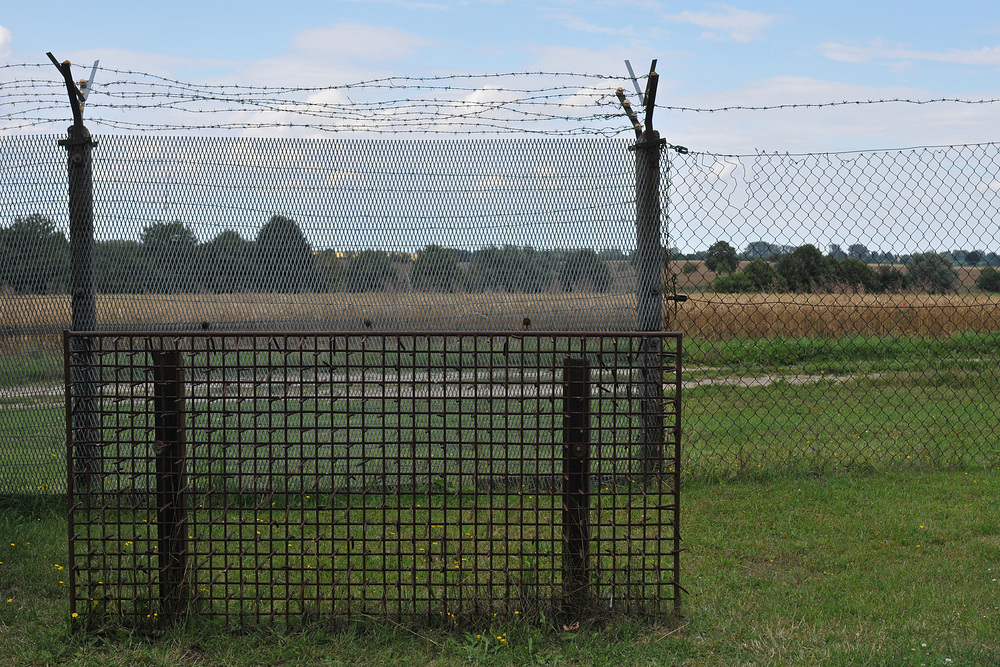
3 135 1000 491
667 146 1000 476
2 136 638 493
65 331 682 629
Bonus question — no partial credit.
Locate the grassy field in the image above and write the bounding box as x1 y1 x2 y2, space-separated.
2 470 998 665
3 328 1000 494
3 312 999 663
65 484 678 633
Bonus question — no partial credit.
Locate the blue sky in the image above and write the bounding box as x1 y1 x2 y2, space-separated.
3 1 1000 151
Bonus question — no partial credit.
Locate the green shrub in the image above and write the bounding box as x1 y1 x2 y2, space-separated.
411 245 463 292
907 252 959 294
560 248 612 292
977 267 1000 293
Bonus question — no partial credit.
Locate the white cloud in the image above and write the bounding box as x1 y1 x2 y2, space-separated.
292 24 437 61
666 4 778 43
545 13 635 36
0 25 12 63
820 40 1000 66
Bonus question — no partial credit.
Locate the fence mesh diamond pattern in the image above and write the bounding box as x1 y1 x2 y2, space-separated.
2 135 1000 493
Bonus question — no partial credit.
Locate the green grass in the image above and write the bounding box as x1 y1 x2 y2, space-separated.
65 485 677 633
8 329 1000 387
684 330 1000 374
682 369 1000 480
3 332 999 493
2 469 999 665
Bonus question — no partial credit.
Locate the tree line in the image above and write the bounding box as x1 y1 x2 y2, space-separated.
4 214 999 296
679 240 1000 268
700 241 1000 294
0 214 617 295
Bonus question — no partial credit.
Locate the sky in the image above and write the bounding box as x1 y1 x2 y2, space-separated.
3 1 1000 153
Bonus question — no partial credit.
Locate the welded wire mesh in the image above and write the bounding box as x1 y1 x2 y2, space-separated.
3 135 1000 492
65 331 682 629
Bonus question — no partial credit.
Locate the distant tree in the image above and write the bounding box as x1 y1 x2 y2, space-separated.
466 246 503 293
741 240 792 262
681 261 700 275
467 245 555 293
906 252 959 294
559 249 612 292
713 259 780 293
741 259 782 291
704 241 738 275
141 221 199 293
203 230 255 292
255 215 322 293
341 250 398 292
875 265 907 293
96 239 144 293
312 249 342 291
0 214 69 293
597 248 627 262
411 245 463 292
776 244 836 292
977 267 1000 293
713 272 753 293
742 241 773 261
828 244 847 261
836 258 878 293
848 244 871 261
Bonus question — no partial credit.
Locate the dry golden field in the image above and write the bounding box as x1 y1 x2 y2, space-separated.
3 290 999 353
672 261 992 290
672 292 1000 340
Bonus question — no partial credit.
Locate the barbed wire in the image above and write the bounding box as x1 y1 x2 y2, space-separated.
661 97 1000 113
3 62 1000 137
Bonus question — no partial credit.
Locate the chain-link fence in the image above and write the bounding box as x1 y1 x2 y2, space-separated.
668 145 1000 478
2 135 1000 492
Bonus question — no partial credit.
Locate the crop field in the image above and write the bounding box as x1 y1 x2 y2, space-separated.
3 290 1000 348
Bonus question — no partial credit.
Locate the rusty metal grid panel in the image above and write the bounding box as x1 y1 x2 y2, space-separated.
65 331 681 630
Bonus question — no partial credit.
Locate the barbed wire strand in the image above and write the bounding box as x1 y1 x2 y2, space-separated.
3 63 1000 141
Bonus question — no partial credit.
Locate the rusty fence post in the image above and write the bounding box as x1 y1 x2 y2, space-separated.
151 349 188 620
623 62 666 476
562 357 591 615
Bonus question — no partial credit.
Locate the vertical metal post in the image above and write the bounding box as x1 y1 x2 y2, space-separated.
152 349 188 620
634 129 663 335
63 123 102 486
51 54 102 485
562 357 591 614
634 130 666 475
630 66 666 476
63 331 79 628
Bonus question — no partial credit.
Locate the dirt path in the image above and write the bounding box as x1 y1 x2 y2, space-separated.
1 371 873 407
